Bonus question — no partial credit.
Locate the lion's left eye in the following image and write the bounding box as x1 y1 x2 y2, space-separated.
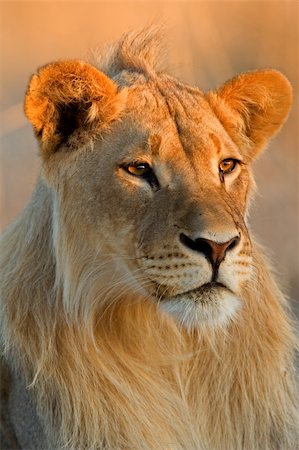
219 159 238 175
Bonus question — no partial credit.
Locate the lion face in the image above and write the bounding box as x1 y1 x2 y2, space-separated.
24 61 292 329
86 80 251 328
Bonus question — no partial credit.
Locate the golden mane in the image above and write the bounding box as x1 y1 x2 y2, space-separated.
1 28 298 450
98 26 166 78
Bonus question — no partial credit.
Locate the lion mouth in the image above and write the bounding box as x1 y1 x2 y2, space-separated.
180 281 227 295
160 281 232 303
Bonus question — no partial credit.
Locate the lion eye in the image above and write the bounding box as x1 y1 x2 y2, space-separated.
125 162 152 177
122 162 160 190
219 159 238 175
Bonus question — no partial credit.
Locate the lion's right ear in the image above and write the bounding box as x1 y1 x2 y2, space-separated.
24 60 126 160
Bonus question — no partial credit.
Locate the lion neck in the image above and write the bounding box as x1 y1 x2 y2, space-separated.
1 180 298 450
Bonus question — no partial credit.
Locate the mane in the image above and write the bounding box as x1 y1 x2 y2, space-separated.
97 26 166 80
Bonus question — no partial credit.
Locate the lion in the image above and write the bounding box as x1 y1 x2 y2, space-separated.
0 28 298 450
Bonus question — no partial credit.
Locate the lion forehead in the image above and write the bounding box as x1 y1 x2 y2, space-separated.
123 77 237 162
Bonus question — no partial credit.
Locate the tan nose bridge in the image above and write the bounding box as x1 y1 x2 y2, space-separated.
180 233 240 268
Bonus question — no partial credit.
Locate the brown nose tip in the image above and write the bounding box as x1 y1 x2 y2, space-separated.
180 233 240 268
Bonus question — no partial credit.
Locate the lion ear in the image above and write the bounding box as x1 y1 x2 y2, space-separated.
206 70 292 161
24 60 126 160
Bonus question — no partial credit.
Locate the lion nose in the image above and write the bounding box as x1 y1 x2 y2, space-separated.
180 233 240 268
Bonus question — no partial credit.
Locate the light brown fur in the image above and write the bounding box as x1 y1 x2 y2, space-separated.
1 28 298 449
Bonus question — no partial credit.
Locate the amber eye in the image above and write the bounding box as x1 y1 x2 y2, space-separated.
219 159 238 175
122 161 160 190
125 162 152 177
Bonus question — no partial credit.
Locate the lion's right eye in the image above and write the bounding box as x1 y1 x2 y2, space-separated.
122 162 160 190
125 162 152 177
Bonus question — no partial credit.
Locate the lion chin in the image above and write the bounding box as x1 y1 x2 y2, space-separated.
160 283 240 330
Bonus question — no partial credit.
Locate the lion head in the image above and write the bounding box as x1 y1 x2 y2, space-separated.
24 32 292 331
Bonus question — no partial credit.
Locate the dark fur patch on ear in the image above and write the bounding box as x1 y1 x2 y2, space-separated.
56 101 92 144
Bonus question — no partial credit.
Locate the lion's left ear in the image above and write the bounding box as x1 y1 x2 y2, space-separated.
24 60 126 160
206 70 292 161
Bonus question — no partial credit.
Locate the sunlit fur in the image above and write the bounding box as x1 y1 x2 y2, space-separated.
1 28 298 450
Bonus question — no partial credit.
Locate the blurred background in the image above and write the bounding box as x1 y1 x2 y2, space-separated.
0 1 298 308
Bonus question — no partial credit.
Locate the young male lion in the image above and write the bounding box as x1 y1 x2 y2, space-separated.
0 28 298 450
